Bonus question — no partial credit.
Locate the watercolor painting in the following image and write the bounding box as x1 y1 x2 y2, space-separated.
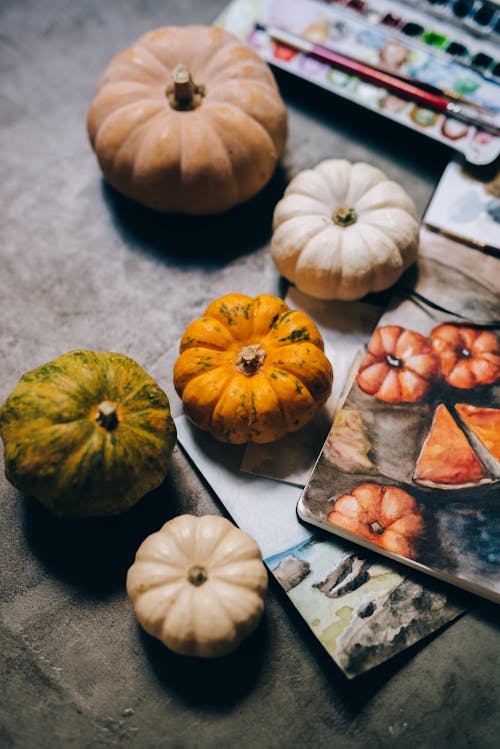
266 537 464 679
299 231 500 602
424 159 500 252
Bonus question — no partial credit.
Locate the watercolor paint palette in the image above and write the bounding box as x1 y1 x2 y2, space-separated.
334 0 500 80
394 0 500 46
216 0 500 164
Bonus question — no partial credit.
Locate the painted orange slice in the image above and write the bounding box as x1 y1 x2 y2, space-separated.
455 404 500 463
414 403 489 488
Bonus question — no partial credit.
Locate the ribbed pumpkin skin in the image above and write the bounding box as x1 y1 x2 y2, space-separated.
271 160 419 300
0 350 177 518
174 293 333 444
127 514 268 658
87 26 287 215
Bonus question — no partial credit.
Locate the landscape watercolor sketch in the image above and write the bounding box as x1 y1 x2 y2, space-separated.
266 536 464 679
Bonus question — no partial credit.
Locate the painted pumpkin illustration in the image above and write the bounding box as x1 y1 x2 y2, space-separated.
356 325 440 403
430 324 500 389
173 293 333 444
326 483 423 558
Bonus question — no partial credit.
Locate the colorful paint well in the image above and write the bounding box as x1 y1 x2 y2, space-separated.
323 0 500 77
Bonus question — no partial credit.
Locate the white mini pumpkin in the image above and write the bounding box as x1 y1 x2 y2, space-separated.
126 514 268 658
271 159 419 301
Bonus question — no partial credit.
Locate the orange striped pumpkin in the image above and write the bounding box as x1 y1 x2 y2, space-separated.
174 293 333 444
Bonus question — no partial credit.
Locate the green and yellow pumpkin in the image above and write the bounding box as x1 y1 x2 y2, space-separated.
173 293 333 444
0 350 177 518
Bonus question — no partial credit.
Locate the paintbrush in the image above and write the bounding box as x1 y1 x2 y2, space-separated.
256 23 500 136
374 70 491 113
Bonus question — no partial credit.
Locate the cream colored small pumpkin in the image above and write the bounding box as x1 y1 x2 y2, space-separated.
126 514 268 658
271 159 419 301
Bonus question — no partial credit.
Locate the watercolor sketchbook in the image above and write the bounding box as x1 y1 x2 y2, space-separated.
216 0 500 165
298 228 500 603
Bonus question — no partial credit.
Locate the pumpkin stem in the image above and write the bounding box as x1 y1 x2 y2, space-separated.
369 520 385 535
236 344 266 376
166 64 205 111
187 565 208 586
386 354 402 369
96 401 119 431
332 207 358 227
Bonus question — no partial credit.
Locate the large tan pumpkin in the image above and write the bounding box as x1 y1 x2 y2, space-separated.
87 26 288 214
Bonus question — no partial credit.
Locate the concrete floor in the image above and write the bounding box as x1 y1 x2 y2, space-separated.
1 1 498 747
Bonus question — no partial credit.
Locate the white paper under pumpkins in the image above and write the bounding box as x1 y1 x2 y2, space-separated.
126 514 268 657
271 159 419 301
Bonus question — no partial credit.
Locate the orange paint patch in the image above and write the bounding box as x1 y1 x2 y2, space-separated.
455 404 500 462
415 403 487 486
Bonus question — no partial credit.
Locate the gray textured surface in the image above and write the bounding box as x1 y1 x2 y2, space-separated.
1 1 499 747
